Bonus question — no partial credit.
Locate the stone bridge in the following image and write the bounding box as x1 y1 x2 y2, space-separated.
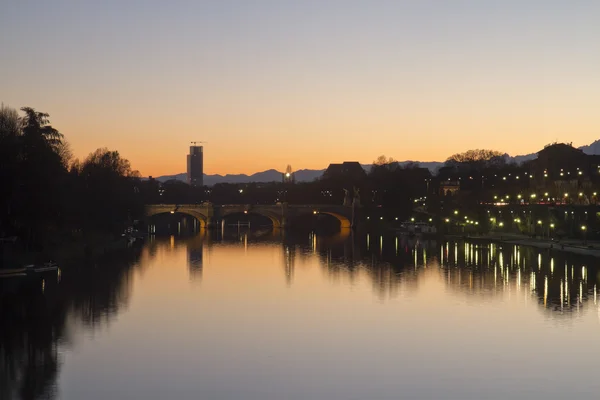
145 203 359 229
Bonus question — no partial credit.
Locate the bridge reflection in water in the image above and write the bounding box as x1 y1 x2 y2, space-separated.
2 231 600 399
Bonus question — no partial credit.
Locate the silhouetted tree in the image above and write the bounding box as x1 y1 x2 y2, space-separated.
70 148 143 233
0 106 145 254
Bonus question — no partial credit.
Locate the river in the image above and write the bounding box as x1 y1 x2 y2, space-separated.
2 229 600 399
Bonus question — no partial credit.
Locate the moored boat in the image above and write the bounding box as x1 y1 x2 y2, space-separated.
24 262 59 274
0 267 26 275
0 268 27 279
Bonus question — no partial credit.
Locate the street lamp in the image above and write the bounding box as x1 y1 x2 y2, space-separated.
582 225 587 244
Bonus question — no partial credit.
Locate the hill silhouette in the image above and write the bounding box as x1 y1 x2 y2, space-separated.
153 140 600 185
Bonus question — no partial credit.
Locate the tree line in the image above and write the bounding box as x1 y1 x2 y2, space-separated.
0 105 143 252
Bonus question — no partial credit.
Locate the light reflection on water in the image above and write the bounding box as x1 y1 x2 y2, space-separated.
2 230 600 399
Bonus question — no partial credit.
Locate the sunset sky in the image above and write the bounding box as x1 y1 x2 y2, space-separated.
2 1 600 176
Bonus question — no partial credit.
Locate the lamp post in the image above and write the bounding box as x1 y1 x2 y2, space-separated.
284 172 291 203
581 225 587 245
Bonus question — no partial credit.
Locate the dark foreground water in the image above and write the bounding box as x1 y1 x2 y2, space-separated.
2 229 600 399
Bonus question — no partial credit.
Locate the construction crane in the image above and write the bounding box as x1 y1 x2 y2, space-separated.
191 141 207 146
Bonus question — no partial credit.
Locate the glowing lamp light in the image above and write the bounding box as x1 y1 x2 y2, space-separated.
454 210 459 215
170 211 175 214
499 222 504 227
550 223 555 228
410 217 415 222
445 218 450 223
537 220 542 225
564 193 569 197
581 225 587 231
579 192 584 197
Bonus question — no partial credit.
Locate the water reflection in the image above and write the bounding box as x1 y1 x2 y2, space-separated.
0 249 143 400
145 230 600 319
2 231 600 399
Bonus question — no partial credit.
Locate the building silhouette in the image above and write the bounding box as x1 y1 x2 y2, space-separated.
187 145 204 187
322 161 366 181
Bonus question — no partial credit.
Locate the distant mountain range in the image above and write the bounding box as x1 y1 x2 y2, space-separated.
153 140 600 185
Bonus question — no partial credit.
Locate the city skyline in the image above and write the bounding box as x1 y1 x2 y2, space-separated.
2 1 600 176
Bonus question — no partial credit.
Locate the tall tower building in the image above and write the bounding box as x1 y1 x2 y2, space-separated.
187 145 204 187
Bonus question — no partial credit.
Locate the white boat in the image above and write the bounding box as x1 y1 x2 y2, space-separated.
25 262 59 273
0 268 27 279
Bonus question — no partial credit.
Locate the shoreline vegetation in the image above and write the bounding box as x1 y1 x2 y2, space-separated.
1 105 145 270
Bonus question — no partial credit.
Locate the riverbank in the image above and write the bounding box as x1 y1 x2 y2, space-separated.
449 232 600 257
1 231 135 270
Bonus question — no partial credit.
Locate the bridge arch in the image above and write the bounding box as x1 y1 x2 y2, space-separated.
146 206 208 228
316 211 352 229
220 209 283 228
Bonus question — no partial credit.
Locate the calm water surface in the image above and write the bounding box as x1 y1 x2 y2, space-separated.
3 230 600 399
